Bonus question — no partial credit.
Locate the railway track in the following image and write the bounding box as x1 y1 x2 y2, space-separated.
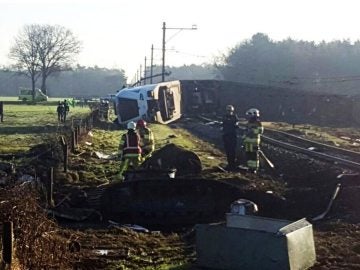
263 129 360 170
195 114 360 172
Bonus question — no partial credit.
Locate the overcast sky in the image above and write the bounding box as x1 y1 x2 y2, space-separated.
1 0 359 82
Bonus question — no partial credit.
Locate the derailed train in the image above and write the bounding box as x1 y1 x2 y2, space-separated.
114 80 221 125
114 79 360 126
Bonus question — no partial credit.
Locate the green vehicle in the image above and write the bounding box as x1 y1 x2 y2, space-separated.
18 88 48 102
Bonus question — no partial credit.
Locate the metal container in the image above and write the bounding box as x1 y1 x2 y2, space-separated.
196 216 316 270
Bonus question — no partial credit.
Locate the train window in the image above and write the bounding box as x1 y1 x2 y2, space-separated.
140 93 144 100
117 98 139 121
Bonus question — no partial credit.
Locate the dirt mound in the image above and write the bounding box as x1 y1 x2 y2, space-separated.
141 143 202 176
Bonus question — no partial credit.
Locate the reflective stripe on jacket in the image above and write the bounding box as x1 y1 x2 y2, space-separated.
119 131 141 156
243 120 264 148
138 127 155 152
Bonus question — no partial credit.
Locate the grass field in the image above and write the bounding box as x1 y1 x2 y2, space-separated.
0 96 75 102
0 96 19 101
0 103 90 153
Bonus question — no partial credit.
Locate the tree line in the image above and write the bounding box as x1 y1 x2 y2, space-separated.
217 33 360 95
0 65 127 98
4 24 360 98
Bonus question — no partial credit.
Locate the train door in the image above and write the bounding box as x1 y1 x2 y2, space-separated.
117 97 139 122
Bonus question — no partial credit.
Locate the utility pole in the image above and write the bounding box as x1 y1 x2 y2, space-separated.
139 65 142 85
162 22 166 82
144 57 147 85
161 21 197 82
150 44 154 84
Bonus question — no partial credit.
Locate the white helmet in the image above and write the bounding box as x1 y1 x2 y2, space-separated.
226 105 234 112
127 121 136 130
246 108 260 117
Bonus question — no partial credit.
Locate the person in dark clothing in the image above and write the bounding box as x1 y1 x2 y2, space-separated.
0 101 3 122
63 99 70 122
56 101 65 122
222 105 239 170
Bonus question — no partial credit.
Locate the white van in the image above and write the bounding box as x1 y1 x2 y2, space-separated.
18 88 48 102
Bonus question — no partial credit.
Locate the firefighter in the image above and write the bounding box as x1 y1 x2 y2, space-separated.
118 121 142 180
222 105 239 170
136 119 155 160
242 108 264 173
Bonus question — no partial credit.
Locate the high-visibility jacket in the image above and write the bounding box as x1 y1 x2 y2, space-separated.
119 130 141 157
138 127 155 153
243 120 264 152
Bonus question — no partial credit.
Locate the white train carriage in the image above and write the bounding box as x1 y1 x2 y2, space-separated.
115 80 182 125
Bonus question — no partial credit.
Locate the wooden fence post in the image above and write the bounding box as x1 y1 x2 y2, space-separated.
48 167 54 207
74 127 78 146
60 136 68 172
2 221 13 266
76 125 80 139
79 120 83 135
71 130 76 152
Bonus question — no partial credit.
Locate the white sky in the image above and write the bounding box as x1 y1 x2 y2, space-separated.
1 0 360 82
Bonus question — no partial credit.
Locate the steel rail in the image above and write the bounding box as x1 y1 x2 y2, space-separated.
264 127 360 160
263 135 360 170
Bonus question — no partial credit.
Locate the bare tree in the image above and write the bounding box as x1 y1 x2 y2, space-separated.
9 25 42 100
9 24 81 97
35 25 81 95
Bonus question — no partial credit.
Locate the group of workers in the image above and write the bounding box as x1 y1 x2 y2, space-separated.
56 100 70 123
222 105 264 173
118 119 155 180
117 104 263 180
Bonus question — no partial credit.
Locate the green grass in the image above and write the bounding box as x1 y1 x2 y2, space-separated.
0 104 90 153
0 96 78 102
107 260 192 270
0 96 19 101
86 122 224 173
150 123 225 169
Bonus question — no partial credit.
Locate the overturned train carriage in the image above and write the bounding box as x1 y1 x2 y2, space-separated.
114 80 222 125
116 79 360 126
115 80 182 125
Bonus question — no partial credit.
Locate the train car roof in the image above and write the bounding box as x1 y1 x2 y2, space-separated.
115 81 181 98
115 84 157 97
